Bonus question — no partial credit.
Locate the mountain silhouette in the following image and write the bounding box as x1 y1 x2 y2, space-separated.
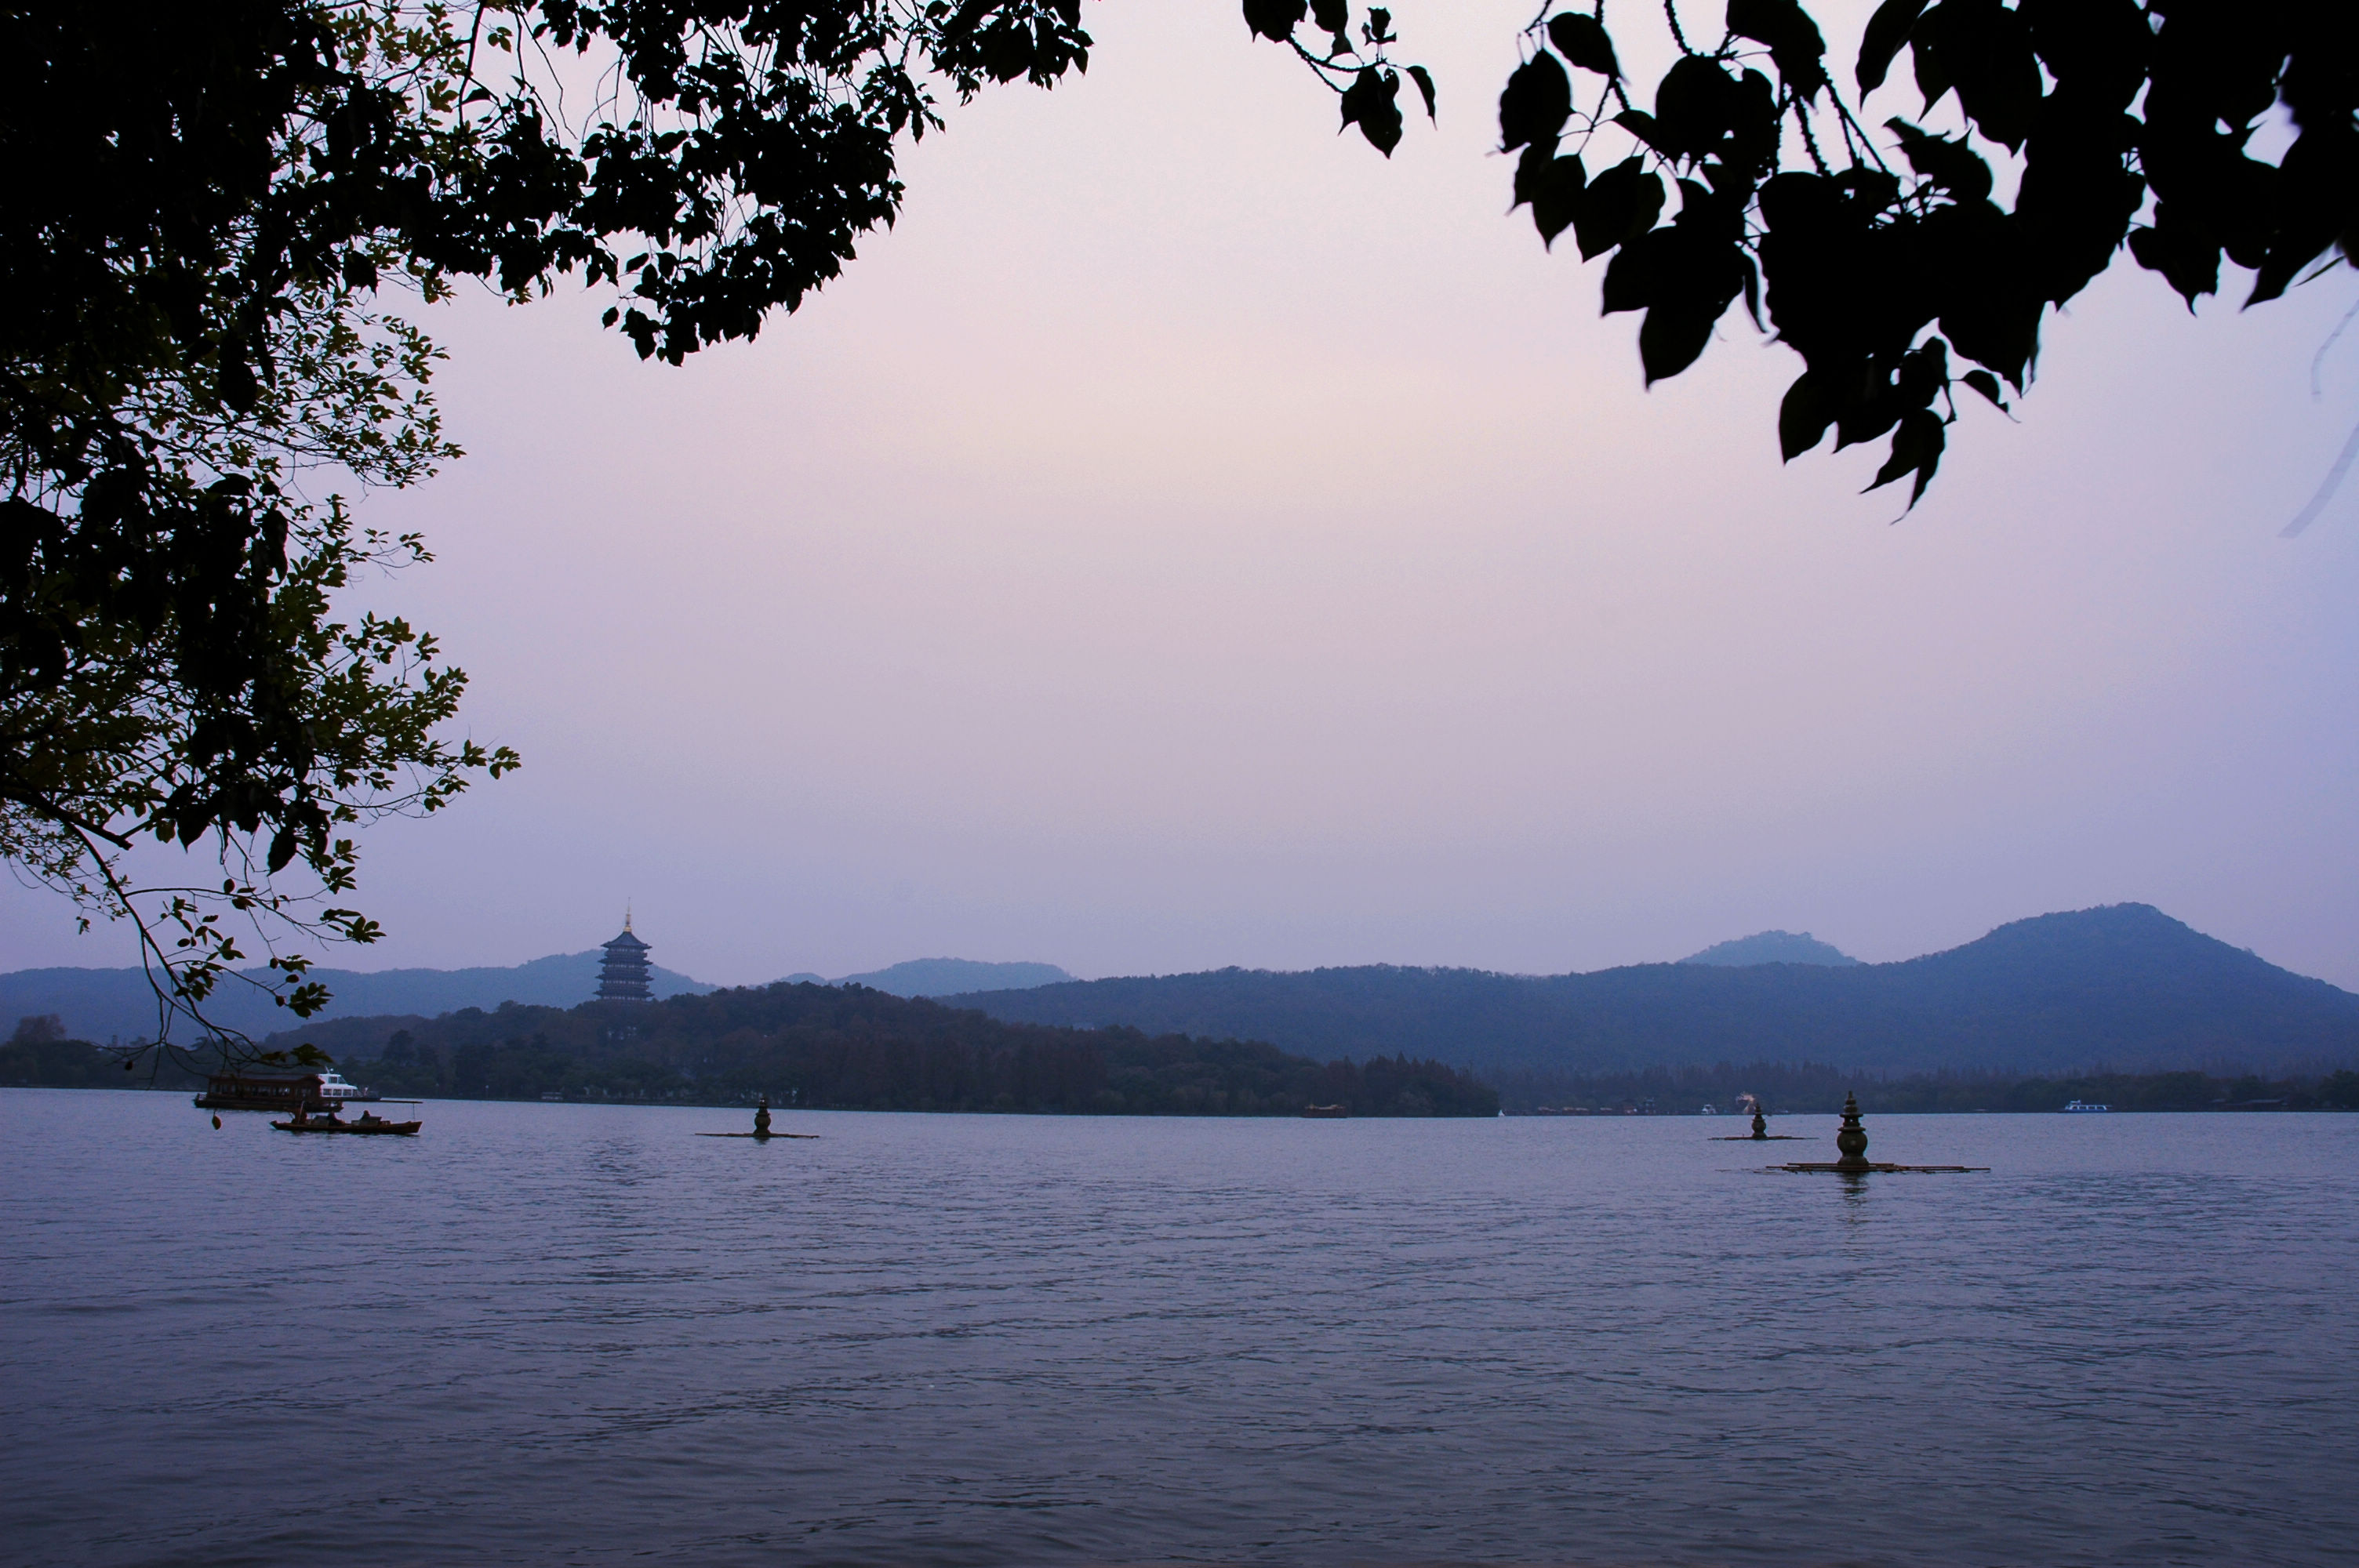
950 906 2359 1075
1681 930 1859 966
828 958 1073 996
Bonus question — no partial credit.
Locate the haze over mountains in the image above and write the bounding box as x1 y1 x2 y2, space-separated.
9 906 2354 1076
951 907 2359 1076
778 960 1076 998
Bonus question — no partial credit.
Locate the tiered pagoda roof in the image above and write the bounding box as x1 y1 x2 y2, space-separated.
596 913 653 1003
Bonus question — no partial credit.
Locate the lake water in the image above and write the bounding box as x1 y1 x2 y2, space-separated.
3 1090 2354 1566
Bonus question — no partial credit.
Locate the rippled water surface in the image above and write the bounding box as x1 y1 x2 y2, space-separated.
4 1090 2354 1566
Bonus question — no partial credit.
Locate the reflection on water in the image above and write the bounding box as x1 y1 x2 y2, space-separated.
3 1090 2354 1566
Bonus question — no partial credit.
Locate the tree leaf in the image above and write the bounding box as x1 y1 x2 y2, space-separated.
2126 213 2219 309
1242 0 1307 42
1652 56 1737 162
1864 408 1946 506
1779 371 1834 459
1406 64 1437 121
1546 12 1620 78
1960 368 2007 408
1341 66 1404 155
1723 68 1780 178
1856 0 1927 93
2024 0 2150 113
1910 27 1951 114
1531 154 1587 246
1639 301 1721 383
1898 336 1950 407
1938 285 2039 392
2245 127 2352 306
1946 0 2041 153
1612 108 1674 160
1499 50 1572 152
1601 229 1663 314
1725 0 1828 101
1574 158 1666 260
1513 143 1551 209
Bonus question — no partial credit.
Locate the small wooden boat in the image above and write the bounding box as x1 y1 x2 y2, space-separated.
271 1109 420 1136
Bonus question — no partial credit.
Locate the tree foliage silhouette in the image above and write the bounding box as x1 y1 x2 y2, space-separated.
1252 0 2357 506
3 0 1087 1056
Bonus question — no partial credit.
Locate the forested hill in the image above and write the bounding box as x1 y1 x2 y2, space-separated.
951 906 2359 1076
259 983 1495 1117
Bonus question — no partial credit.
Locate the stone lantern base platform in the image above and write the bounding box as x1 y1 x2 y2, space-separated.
1773 1160 1986 1174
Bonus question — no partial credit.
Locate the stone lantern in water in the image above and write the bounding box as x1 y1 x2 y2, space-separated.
1834 1091 1871 1172
1772 1090 1983 1174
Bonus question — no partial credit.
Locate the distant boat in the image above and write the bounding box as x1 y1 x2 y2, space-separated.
271 1107 420 1135
2061 1099 2111 1112
195 1069 378 1112
316 1070 379 1105
1300 1104 1349 1119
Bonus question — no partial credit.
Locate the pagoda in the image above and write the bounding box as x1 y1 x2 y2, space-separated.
595 913 653 1003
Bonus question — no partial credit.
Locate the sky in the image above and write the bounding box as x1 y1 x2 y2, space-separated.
7 2 2359 989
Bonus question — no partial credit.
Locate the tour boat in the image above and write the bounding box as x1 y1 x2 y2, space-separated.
195 1068 377 1112
2061 1099 2111 1112
1299 1104 1350 1119
194 1073 322 1112
315 1070 380 1104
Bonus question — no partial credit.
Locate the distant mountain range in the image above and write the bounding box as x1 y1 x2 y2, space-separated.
948 906 2359 1076
0 952 1075 1046
13 908 2350 1076
1681 930 1859 966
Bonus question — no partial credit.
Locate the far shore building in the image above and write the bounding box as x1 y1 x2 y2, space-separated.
596 915 654 1003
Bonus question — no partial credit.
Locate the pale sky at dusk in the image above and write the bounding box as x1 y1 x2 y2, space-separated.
8 2 2358 989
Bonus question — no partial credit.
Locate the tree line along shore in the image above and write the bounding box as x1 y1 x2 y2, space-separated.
2 985 1497 1119
5 985 2356 1117
1488 1062 2359 1116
